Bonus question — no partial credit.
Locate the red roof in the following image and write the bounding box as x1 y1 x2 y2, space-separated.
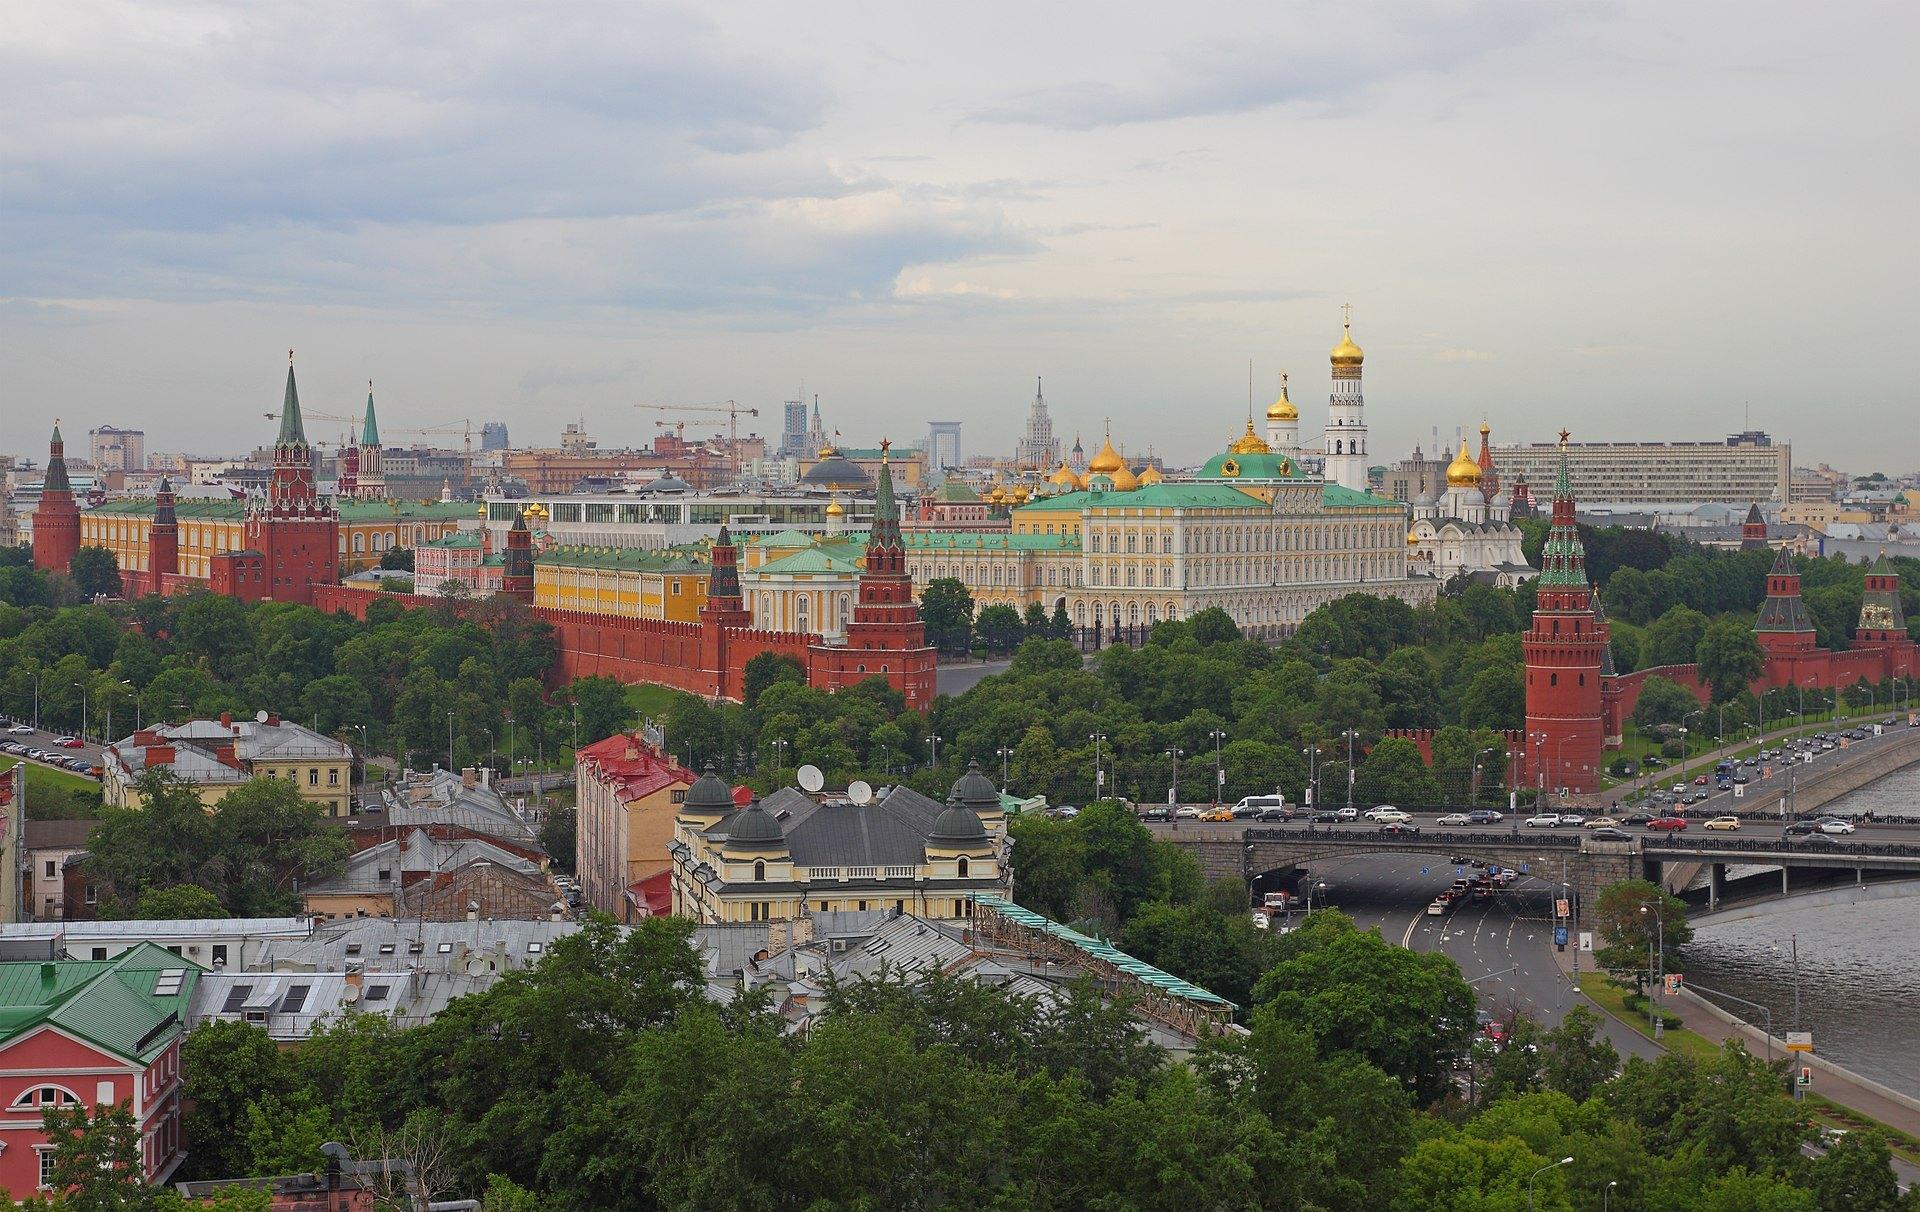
577 733 694 802
625 871 673 918
732 784 753 807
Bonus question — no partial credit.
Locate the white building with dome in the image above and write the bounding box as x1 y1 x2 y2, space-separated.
1407 424 1536 587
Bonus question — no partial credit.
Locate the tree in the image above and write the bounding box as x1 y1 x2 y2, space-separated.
1050 601 1073 638
68 546 122 600
741 652 804 711
1356 736 1441 806
1459 662 1525 730
1696 617 1765 703
540 806 576 873
1592 879 1692 989
1631 675 1700 731
568 675 634 748
1805 1128 1904 1211
378 545 415 571
1539 1003 1619 1101
1252 911 1475 1103
1119 902 1270 1005
179 1020 291 1180
131 883 227 920
919 578 974 651
36 1100 149 1211
975 604 1024 654
1189 607 1241 647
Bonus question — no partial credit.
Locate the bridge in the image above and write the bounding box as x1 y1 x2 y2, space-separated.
1165 826 1920 914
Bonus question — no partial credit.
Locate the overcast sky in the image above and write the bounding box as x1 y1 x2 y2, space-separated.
3 1 1915 470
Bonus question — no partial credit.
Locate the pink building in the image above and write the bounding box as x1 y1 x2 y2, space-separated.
0 944 196 1198
414 528 504 596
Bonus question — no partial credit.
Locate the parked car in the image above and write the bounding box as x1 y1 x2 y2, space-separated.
1647 816 1689 831
1703 816 1742 831
6 725 33 735
1436 813 1472 826
1642 756 1665 768
54 737 84 749
1524 813 1562 828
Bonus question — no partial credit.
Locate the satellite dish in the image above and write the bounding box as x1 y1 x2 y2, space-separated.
847 780 873 805
255 710 270 723
797 764 825 793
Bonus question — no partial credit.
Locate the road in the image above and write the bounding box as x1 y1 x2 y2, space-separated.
935 659 1012 696
0 719 105 780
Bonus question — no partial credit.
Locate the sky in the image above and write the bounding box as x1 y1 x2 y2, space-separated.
2 1 1916 471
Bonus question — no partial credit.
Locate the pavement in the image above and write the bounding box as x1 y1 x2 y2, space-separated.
934 658 1013 696
0 718 105 780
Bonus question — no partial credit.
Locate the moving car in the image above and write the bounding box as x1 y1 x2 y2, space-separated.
1140 807 1171 822
1622 812 1658 826
1583 817 1620 829
1333 806 1360 822
1427 900 1447 916
1365 807 1410 824
1466 809 1503 825
1782 820 1819 836
1559 813 1587 827
1376 822 1421 836
1589 827 1633 841
1310 811 1343 824
1199 807 1233 822
1174 805 1202 819
1436 813 1472 826
1819 819 1857 835
1255 806 1291 821
1702 816 1741 831
1647 816 1689 831
1694 775 1711 785
1524 813 1562 828
1232 795 1288 817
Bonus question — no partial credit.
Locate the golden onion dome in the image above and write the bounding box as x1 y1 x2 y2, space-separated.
1139 464 1164 486
1266 372 1298 421
1445 438 1483 488
1012 484 1031 504
1110 463 1139 491
1048 460 1080 488
1330 322 1364 367
989 484 1007 505
1088 435 1125 475
1228 419 1273 455
1479 420 1491 437
825 498 845 518
1407 527 1420 546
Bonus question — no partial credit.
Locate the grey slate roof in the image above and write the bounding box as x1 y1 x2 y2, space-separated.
704 784 952 867
302 829 542 897
254 917 580 973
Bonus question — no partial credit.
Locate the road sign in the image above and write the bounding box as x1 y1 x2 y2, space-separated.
1578 932 1594 952
1456 866 1465 876
1519 862 1531 874
1786 1032 1814 1053
1734 784 1745 798
1420 867 1430 876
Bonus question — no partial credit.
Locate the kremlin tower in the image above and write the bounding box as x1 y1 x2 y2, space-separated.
1521 432 1608 794
32 422 81 573
810 442 936 707
240 352 339 606
354 382 385 500
1321 306 1370 492
147 476 180 586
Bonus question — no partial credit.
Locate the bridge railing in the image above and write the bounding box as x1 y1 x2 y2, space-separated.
1641 835 1920 858
1239 827 1583 849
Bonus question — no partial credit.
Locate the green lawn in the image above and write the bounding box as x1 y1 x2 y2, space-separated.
12 759 102 820
1576 972 1723 1063
624 682 690 722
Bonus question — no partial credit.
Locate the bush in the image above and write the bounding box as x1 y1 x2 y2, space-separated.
1620 993 1683 1029
1661 738 1686 758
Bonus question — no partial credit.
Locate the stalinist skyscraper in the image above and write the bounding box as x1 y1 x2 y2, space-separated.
1321 306 1370 492
1014 378 1059 469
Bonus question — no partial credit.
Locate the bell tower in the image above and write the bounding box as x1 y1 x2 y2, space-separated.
1321 305 1370 492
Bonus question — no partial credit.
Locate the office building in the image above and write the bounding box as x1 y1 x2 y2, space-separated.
89 426 145 473
927 421 963 473
481 421 510 451
1489 432 1792 506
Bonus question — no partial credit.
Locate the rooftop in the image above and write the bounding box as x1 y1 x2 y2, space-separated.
0 942 200 1063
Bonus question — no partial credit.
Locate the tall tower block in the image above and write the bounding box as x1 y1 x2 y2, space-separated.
1522 432 1608 794
1322 306 1370 492
32 422 81 573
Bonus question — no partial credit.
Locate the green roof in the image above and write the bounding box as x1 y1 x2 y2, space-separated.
747 529 819 548
901 530 1081 551
1013 483 1267 512
535 545 707 572
89 498 244 520
277 362 308 449
0 943 200 1063
337 500 473 522
756 547 863 576
1195 451 1308 481
421 529 486 549
973 894 1235 1009
1319 483 1404 510
931 480 981 503
362 386 381 446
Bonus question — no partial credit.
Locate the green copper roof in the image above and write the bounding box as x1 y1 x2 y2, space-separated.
1013 483 1267 512
902 530 1081 551
1195 451 1308 481
535 545 707 573
756 547 863 576
88 498 244 520
932 480 981 503
362 386 380 446
1320 483 1404 510
0 943 200 1064
422 529 486 549
871 454 901 548
337 500 473 521
278 360 308 449
748 529 818 548
51 422 64 445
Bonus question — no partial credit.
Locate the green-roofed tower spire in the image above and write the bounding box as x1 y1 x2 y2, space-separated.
870 439 901 551
277 349 307 449
363 381 380 446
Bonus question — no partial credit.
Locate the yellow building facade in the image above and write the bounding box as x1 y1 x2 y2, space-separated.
533 546 710 621
101 716 355 817
81 497 469 578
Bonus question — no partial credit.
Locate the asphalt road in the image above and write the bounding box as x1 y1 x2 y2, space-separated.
0 718 105 780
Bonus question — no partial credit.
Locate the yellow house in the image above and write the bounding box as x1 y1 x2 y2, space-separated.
534 546 710 621
81 497 471 578
574 734 697 919
101 713 355 817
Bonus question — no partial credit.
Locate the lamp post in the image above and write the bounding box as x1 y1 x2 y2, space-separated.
483 726 495 775
1165 748 1183 808
1089 732 1107 800
122 679 138 733
1209 729 1226 806
771 737 789 771
1770 933 1802 1033
32 670 41 731
1302 745 1322 812
996 746 1014 790
1639 903 1665 1030
446 711 455 769
1603 1179 1618 1212
1343 729 1358 811
1528 1157 1574 1212
72 682 88 744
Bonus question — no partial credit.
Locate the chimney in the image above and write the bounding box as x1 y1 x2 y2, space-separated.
218 711 231 729
478 766 492 790
215 743 239 768
145 744 176 767
465 899 480 922
265 712 281 727
40 962 56 985
461 767 477 789
344 968 363 993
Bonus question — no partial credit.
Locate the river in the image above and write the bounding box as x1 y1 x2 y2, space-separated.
1680 763 1920 1099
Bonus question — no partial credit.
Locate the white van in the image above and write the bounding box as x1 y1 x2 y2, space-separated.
1231 795 1287 818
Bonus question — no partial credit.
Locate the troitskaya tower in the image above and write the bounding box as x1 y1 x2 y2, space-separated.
1321 305 1369 492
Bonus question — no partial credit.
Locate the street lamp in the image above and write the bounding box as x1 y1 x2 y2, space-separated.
1302 745 1322 812
1343 729 1358 811
1165 748 1183 808
446 711 455 770
771 737 790 770
996 745 1014 789
1209 729 1226 806
1089 732 1108 799
72 682 88 744
1639 903 1665 1027
1603 1179 1618 1212
1528 1157 1574 1212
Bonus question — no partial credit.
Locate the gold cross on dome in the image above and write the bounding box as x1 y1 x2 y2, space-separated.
1342 302 1352 328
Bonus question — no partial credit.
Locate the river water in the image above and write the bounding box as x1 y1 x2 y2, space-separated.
1680 764 1920 1098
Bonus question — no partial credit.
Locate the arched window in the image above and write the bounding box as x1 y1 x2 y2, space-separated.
8 1085 80 1112
753 860 766 881
795 596 810 632
956 856 970 878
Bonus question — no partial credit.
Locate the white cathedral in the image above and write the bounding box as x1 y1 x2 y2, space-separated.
1407 423 1536 587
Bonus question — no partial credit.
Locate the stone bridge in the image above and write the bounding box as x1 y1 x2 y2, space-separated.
1166 827 1920 914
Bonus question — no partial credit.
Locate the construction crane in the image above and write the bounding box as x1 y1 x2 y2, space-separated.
638 400 759 483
